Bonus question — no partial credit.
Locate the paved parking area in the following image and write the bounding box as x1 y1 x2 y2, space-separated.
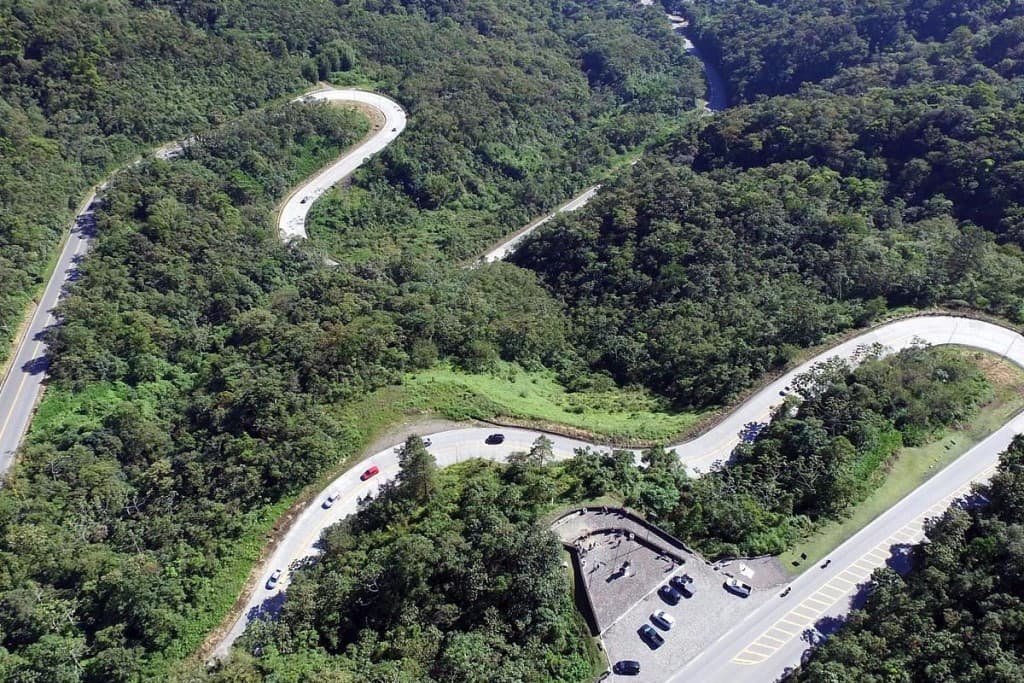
552 508 788 682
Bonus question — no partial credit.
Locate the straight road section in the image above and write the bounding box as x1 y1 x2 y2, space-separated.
0 191 100 474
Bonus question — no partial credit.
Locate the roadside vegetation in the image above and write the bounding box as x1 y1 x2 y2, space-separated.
571 345 996 559
213 439 597 682
781 351 1024 571
0 1 704 680
404 361 703 442
792 436 1024 680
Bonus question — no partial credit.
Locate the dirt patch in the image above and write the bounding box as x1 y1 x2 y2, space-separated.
973 352 1024 395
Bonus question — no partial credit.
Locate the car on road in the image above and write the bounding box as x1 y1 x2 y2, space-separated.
485 433 505 445
658 584 681 605
613 660 641 675
360 465 380 481
322 491 341 509
724 577 753 597
638 624 665 649
300 196 309 204
423 438 432 447
651 609 675 630
670 574 696 597
266 569 283 590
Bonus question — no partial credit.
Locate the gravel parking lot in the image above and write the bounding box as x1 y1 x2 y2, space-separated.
552 508 788 682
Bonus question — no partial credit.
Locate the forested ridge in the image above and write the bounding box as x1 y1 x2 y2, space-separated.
514 0 1024 407
0 1 705 680
5 0 1024 680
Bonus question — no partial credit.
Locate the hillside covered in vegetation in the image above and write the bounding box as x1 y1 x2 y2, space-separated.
514 0 1024 407
0 1 704 680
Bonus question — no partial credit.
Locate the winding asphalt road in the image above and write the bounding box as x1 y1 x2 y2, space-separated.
1 7 1021 683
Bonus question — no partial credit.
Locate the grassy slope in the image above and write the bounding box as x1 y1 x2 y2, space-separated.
404 361 706 442
779 349 1024 573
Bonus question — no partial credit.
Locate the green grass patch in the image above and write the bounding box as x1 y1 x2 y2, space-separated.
31 382 131 436
404 361 704 442
780 349 1024 574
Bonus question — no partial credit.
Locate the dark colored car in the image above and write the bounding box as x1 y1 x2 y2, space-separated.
485 433 505 445
360 465 380 481
639 624 664 649
671 574 696 597
613 660 641 675
658 584 681 605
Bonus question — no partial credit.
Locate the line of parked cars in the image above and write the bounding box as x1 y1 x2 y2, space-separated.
615 574 697 676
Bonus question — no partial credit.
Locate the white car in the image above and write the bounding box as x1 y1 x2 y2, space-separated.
266 569 283 590
651 610 675 630
322 490 341 509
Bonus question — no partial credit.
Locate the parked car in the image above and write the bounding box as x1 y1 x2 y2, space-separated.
670 574 696 597
360 465 380 481
266 569 283 590
658 584 681 605
613 660 641 675
724 577 753 597
651 609 675 630
485 433 505 445
322 490 341 509
638 624 665 649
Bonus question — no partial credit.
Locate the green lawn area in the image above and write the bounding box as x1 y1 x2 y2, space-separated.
403 362 705 442
780 349 1024 574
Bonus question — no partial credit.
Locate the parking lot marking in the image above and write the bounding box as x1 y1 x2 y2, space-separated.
833 573 857 587
804 595 833 609
778 618 802 634
818 585 847 600
761 633 788 645
747 642 777 654
792 606 819 619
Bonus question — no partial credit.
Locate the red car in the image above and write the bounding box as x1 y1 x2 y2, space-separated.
360 465 380 481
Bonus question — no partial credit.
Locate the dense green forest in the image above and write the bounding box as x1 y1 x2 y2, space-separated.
0 0 703 359
792 436 1024 682
0 1 705 680
5 0 1024 679
0 0 312 354
212 438 594 682
513 0 1024 406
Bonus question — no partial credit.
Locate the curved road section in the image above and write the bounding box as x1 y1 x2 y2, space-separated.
214 315 1024 667
278 88 407 242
